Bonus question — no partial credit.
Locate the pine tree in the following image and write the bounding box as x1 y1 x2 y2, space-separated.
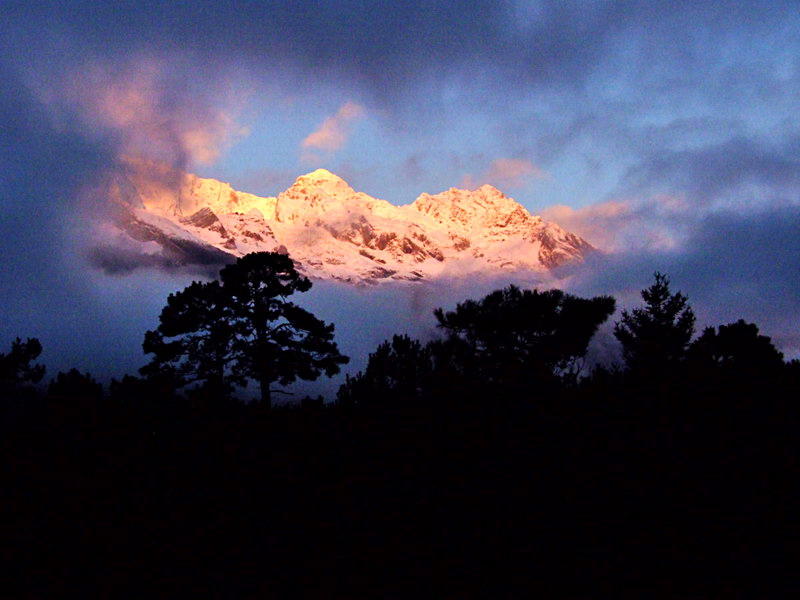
337 334 433 405
142 252 348 407
0 337 45 397
688 319 784 376
432 285 616 391
614 272 695 377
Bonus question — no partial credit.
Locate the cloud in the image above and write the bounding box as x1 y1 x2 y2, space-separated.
400 154 425 184
487 158 544 187
541 130 800 358
462 158 545 190
541 194 691 252
542 200 633 250
538 129 800 256
44 56 248 169
4 1 797 115
559 203 800 359
301 101 365 153
622 137 800 209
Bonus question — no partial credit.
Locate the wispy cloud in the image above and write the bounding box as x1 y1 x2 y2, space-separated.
39 55 248 169
461 158 544 190
301 101 365 154
541 194 691 253
484 158 544 188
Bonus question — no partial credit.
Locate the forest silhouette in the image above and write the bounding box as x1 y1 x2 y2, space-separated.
2 254 798 596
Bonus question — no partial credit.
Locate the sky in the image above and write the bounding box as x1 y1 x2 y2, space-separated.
1 1 799 394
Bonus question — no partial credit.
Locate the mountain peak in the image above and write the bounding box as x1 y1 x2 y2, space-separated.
277 169 358 224
110 165 596 283
477 183 503 194
295 168 348 185
287 168 355 198
412 184 531 232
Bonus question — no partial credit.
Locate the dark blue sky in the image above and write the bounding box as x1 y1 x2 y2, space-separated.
2 1 799 387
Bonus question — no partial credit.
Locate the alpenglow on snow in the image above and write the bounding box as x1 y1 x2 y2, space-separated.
101 160 595 284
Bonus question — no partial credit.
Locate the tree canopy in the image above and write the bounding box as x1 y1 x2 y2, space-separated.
48 369 104 402
688 319 785 379
614 272 695 377
340 285 616 404
0 337 45 397
337 334 434 405
142 252 348 407
433 285 616 389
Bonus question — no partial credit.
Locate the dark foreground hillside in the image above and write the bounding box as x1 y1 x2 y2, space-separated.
3 373 799 598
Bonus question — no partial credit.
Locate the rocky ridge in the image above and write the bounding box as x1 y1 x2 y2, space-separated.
106 161 595 284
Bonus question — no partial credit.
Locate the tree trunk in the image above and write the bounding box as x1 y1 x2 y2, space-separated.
259 375 272 409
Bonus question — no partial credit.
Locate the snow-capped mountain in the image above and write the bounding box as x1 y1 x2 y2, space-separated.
102 159 595 284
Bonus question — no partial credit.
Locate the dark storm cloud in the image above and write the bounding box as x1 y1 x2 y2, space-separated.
6 1 796 101
0 59 125 373
5 1 798 167
85 244 232 278
0 60 111 302
681 208 800 331
623 137 800 205
5 1 573 91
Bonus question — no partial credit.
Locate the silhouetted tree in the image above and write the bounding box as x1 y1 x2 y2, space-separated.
688 319 784 381
614 272 695 378
337 334 433 405
142 252 348 407
48 368 103 401
141 280 237 399
433 285 616 392
0 337 45 397
109 374 159 404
